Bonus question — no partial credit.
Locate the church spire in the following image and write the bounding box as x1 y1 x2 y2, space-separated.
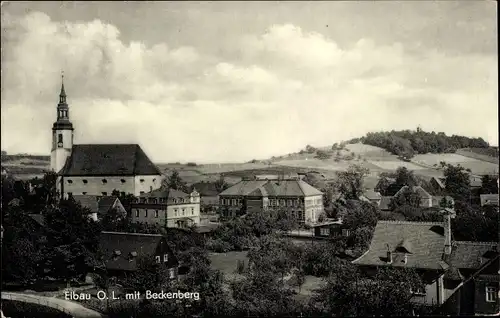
59 71 66 104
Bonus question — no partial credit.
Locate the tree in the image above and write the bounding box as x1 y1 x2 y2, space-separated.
334 164 370 200
314 264 425 316
315 150 331 160
395 167 417 187
40 199 100 284
214 174 229 193
305 144 316 154
121 255 173 293
480 175 498 194
375 176 392 196
390 187 422 211
341 200 379 230
162 170 190 193
444 164 471 202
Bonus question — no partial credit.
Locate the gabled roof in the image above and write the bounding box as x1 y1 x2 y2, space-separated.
364 189 382 200
99 231 170 271
480 194 499 207
352 221 446 270
379 196 392 210
394 185 432 199
190 182 219 196
60 144 161 176
28 214 46 227
73 195 100 213
447 241 498 269
431 176 446 189
98 196 120 213
219 179 322 197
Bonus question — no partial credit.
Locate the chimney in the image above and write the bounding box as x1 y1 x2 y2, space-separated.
443 209 452 255
386 244 393 263
403 254 408 264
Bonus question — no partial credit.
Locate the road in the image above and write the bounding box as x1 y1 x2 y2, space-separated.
1 292 106 318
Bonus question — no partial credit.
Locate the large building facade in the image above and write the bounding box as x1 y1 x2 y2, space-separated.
218 177 324 224
50 78 163 198
130 188 201 228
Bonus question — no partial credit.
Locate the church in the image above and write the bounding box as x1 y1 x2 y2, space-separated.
51 77 163 198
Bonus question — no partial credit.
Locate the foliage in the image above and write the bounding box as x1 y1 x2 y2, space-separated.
480 174 499 194
121 255 173 293
315 150 331 160
444 164 471 201
407 210 443 222
305 144 317 154
341 200 379 230
395 167 417 187
375 176 393 196
313 264 424 316
39 199 100 283
390 187 422 211
214 174 229 193
334 164 370 200
452 202 498 242
162 170 190 193
363 129 489 156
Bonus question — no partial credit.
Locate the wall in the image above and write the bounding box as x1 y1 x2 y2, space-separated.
61 176 136 197
130 202 201 228
474 280 500 314
51 129 73 173
134 175 162 195
305 194 324 223
166 202 201 227
131 206 167 226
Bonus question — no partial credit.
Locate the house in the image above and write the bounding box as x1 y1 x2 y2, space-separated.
469 175 483 189
394 186 433 208
50 78 163 198
218 178 324 224
190 181 220 210
353 210 499 310
130 188 201 228
438 248 499 315
73 195 127 221
360 189 382 205
311 219 349 239
480 194 499 207
374 186 453 212
430 177 446 194
97 231 179 280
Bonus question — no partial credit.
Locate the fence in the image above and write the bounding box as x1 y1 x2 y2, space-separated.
1 293 73 316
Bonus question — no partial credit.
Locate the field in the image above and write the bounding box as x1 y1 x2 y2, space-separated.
412 153 499 175
456 148 499 164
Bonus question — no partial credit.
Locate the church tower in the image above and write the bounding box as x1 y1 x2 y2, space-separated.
50 73 74 173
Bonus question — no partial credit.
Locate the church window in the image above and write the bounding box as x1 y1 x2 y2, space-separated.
58 134 63 143
82 180 88 184
191 208 194 215
102 179 107 184
102 192 107 196
120 179 126 183
67 179 73 184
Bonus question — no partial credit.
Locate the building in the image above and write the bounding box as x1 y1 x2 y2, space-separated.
311 219 349 239
430 177 446 194
97 231 178 280
190 181 220 211
353 210 499 310
50 78 163 198
218 177 324 224
359 189 382 205
73 195 127 221
480 194 499 207
374 186 454 212
130 188 201 228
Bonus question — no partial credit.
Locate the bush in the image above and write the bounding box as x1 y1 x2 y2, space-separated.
206 238 233 253
186 162 197 166
235 260 245 274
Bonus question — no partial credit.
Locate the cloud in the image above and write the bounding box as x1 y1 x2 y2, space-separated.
1 11 497 163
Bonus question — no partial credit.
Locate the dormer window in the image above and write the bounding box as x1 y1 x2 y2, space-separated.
67 179 73 184
140 179 145 183
102 179 107 184
121 179 126 184
82 180 88 184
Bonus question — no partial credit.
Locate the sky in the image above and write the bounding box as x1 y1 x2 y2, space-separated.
1 1 498 163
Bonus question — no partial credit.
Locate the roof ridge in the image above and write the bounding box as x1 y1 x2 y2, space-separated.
378 220 443 226
453 241 498 245
101 231 162 237
296 179 307 196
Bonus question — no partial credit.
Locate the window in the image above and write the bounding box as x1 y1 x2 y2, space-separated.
154 210 159 218
82 180 88 184
135 210 139 217
144 210 148 217
169 268 175 279
232 199 236 206
102 192 107 196
173 199 177 204
82 192 87 195
280 199 285 206
238 199 242 205
120 179 126 183
67 179 73 184
164 254 168 262
410 287 426 296
155 256 161 264
182 208 185 216
58 134 63 143
486 286 498 302
287 199 292 206
102 179 107 184
160 198 166 203
320 228 330 236
294 200 299 207
174 209 178 217
342 229 350 237
140 179 145 183
150 198 157 204
153 178 157 182
299 211 305 221
191 208 194 215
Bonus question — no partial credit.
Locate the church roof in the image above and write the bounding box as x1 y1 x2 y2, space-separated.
60 144 161 176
